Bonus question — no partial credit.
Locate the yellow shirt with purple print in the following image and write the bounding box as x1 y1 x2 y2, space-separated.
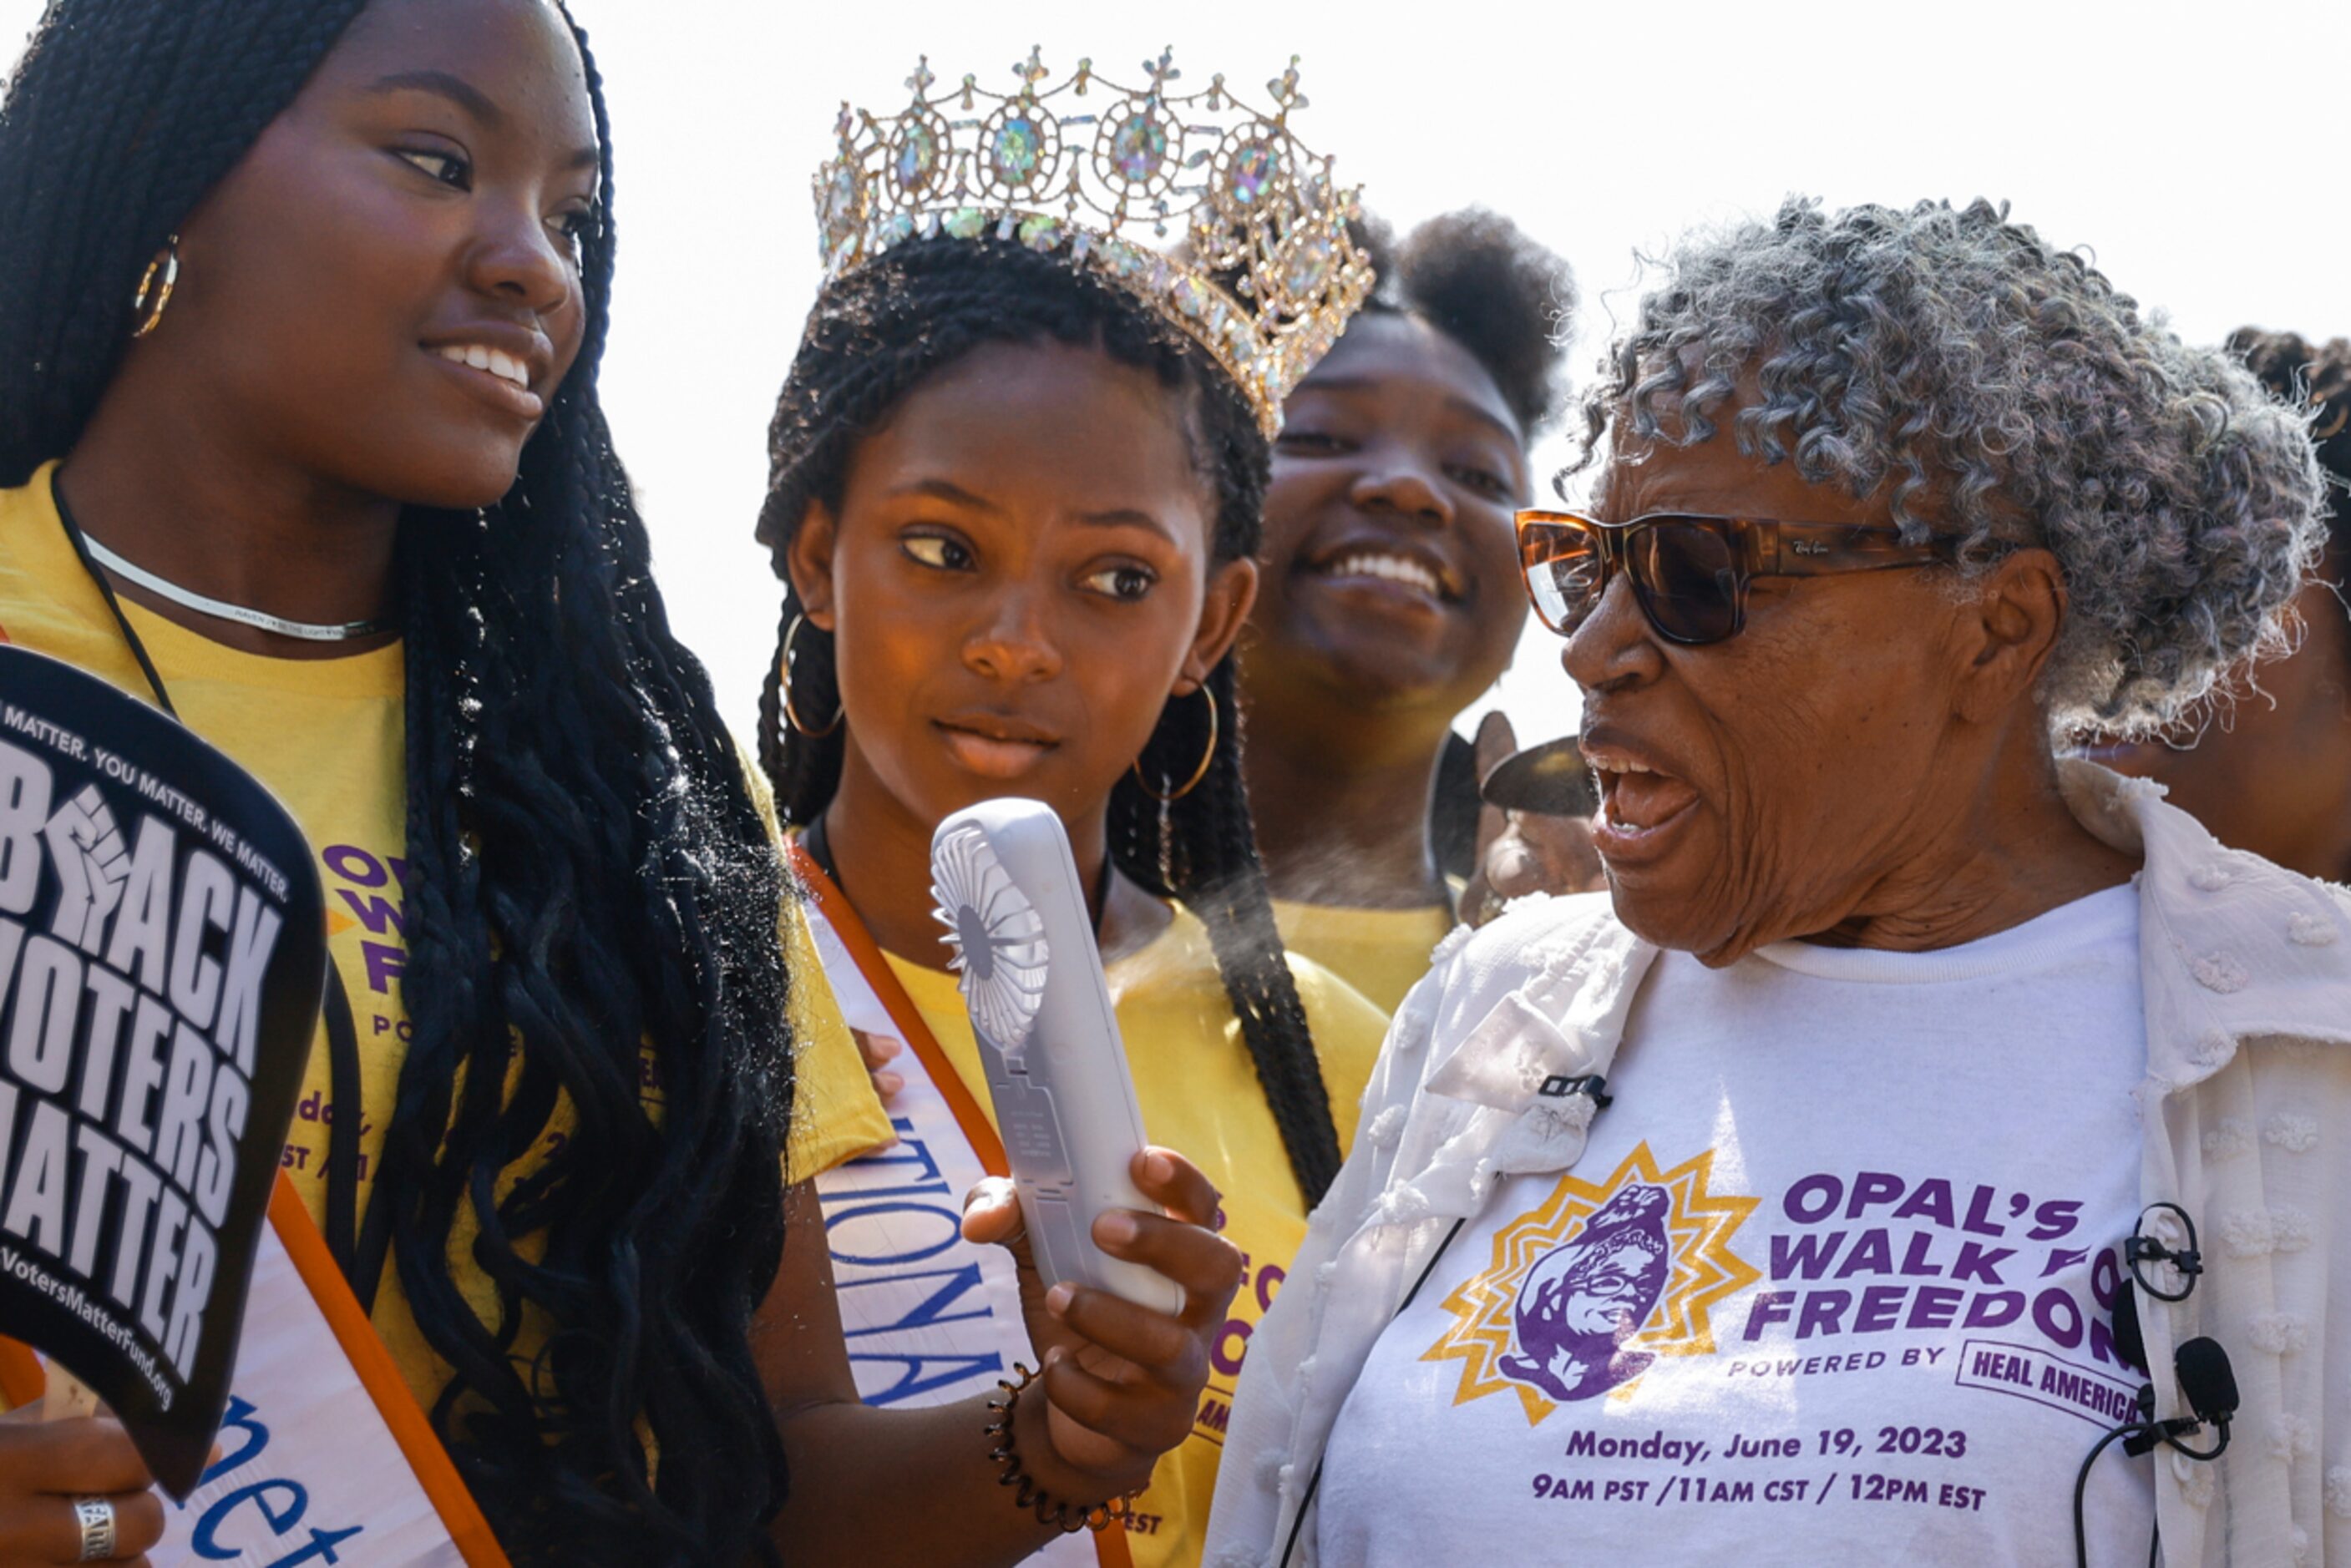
0 463 890 1417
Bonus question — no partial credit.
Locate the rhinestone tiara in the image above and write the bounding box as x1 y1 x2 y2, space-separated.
813 48 1374 437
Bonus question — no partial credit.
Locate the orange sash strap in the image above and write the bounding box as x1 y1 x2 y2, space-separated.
257 1177 505 1562
787 841 1138 1568
788 838 1013 1180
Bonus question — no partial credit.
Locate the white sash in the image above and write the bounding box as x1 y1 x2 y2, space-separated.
10 1179 501 1566
798 850 1112 1568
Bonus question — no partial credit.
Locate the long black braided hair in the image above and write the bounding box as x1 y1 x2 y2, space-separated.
755 235 1343 1206
0 4 793 1562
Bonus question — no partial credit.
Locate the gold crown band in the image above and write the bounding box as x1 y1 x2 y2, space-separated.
812 48 1373 436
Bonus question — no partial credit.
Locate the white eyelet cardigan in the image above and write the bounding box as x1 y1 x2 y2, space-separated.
1204 763 2351 1567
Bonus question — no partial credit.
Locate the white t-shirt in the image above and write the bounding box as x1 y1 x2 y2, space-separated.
1319 884 2159 1566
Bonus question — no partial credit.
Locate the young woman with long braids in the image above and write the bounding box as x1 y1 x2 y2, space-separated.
761 55 1391 1568
0 2 914 1561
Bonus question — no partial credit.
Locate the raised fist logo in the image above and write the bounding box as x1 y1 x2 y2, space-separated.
45 783 130 952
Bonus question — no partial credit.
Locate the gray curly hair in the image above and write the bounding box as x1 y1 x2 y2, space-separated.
1574 196 2329 732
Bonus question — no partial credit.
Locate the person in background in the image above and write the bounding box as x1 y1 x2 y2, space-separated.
2085 329 2351 885
1239 210 1575 1013
1460 720 1607 924
1207 196 2346 1567
0 1 890 1560
755 52 1390 1568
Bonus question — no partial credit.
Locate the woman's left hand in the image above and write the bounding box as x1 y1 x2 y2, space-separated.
962 1146 1243 1500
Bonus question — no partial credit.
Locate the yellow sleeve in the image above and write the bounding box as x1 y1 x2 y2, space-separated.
734 740 895 1179
782 899 895 1176
1280 952 1392 1155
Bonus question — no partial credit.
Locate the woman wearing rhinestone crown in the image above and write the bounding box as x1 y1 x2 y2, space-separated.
756 51 1391 1568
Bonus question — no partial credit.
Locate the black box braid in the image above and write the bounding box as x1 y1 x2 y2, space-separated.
0 5 794 1562
757 235 1345 1206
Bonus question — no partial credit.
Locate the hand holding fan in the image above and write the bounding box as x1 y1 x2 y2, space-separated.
931 800 1181 1314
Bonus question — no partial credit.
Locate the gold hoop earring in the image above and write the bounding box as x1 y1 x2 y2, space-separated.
130 236 180 340
1130 685 1218 802
780 614 844 738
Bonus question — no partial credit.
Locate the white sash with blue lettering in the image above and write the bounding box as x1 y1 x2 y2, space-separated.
149 1221 466 1565
29 1202 489 1566
803 904 1097 1568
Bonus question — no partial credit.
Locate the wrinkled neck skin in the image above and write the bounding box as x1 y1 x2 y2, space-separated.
820 735 1171 971
1241 701 1452 911
1689 713 2141 967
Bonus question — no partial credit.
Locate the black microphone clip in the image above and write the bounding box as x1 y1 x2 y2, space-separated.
2121 1414 2206 1457
2125 1233 2202 1281
2120 1384 2167 1457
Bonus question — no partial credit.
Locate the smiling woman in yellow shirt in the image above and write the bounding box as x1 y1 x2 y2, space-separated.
0 472 888 1411
1243 210 1579 1016
0 2 886 1563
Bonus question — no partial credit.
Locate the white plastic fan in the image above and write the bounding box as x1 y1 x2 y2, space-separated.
928 800 1182 1314
930 821 1051 1057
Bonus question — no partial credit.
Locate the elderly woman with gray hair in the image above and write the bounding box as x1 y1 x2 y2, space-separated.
1203 198 2348 1568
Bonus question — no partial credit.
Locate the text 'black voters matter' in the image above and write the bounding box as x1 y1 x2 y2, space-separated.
0 645 323 1497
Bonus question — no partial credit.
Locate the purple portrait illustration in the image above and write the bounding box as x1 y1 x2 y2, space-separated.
1499 1183 1673 1401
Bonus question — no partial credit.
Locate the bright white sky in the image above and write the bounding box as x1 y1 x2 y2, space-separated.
6 0 2348 750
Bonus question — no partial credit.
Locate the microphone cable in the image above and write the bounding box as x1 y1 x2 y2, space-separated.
2071 1419 2152 1568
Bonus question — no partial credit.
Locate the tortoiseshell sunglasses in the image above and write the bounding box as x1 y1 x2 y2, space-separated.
1515 508 1979 647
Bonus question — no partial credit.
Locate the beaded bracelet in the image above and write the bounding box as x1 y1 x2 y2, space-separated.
983 1363 1141 1534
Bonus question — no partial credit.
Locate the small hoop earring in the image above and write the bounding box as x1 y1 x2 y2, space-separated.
130 236 181 340
1130 685 1218 802
780 614 844 738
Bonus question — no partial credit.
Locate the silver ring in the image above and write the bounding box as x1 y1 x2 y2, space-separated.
72 1496 116 1561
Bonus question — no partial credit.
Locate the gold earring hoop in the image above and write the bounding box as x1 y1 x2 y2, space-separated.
780 614 844 738
130 236 181 340
1130 685 1219 803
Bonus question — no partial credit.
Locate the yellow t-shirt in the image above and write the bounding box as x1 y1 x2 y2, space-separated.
0 464 889 1415
1270 897 1456 1016
881 904 1388 1568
